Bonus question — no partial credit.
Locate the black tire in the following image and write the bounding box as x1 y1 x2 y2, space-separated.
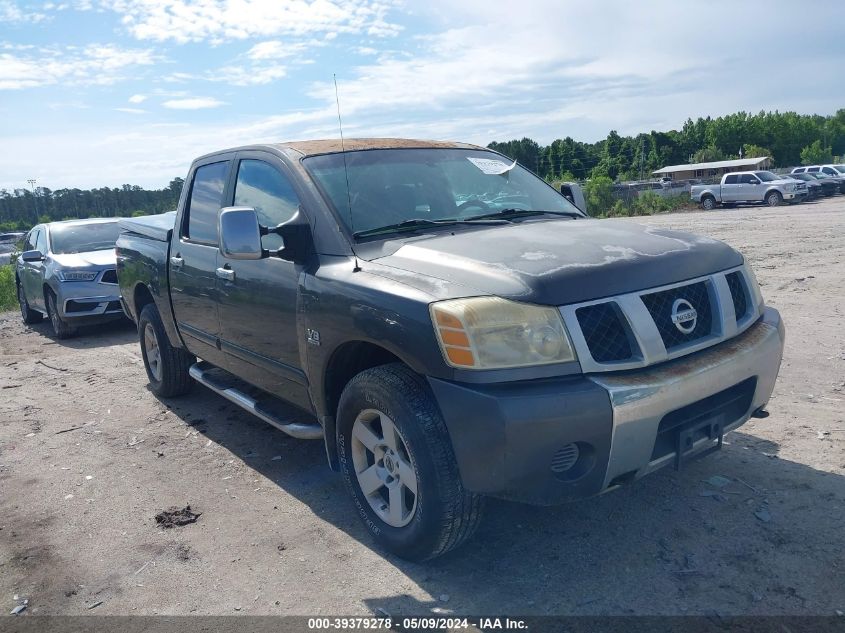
45 289 76 339
337 363 484 561
701 196 717 211
138 303 194 397
17 279 43 325
766 191 782 207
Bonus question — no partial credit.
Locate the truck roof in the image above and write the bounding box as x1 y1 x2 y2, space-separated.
197 138 485 161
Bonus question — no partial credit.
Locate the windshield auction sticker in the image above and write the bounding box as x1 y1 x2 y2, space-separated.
466 157 518 175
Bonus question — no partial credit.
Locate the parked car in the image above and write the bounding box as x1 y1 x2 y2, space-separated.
15 218 125 338
117 139 784 561
804 172 841 196
690 170 806 209
809 171 845 194
791 164 845 179
786 172 824 199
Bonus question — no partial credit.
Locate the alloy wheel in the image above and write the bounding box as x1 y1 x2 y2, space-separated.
351 409 418 528
144 323 163 382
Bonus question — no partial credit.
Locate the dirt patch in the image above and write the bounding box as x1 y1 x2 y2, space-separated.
154 505 201 528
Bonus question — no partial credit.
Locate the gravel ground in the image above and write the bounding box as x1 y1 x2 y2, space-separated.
1 196 844 617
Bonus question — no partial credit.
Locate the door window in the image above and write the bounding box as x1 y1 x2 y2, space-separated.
739 174 759 184
807 167 820 173
234 160 301 250
185 161 229 244
24 229 39 251
724 175 738 184
35 228 48 253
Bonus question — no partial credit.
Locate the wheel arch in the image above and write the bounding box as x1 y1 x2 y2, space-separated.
319 339 407 470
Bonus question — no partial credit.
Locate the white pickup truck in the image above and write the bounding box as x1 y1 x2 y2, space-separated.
691 171 807 210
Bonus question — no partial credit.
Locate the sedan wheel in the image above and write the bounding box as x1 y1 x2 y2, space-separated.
350 409 418 528
143 322 163 382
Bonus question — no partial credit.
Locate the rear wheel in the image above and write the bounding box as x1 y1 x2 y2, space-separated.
766 191 783 207
17 280 43 325
138 303 194 397
337 363 484 561
701 196 717 210
45 289 76 339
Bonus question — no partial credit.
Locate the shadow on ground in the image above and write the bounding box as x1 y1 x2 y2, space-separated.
155 384 845 615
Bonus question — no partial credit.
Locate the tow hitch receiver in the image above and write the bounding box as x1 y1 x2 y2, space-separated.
674 414 724 470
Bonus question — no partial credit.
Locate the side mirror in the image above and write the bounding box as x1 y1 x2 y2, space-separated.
219 207 264 260
559 182 587 215
274 209 312 263
21 249 44 262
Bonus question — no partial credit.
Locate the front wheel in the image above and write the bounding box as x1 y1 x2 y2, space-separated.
766 191 783 207
18 281 43 325
138 303 194 397
45 290 76 339
337 363 484 561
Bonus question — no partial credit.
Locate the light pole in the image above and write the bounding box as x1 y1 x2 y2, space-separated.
26 178 38 223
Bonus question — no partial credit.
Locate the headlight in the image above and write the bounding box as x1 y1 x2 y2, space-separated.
430 297 576 369
56 269 98 282
742 263 764 310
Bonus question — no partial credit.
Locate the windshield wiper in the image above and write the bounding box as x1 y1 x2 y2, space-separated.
353 217 507 238
462 208 582 221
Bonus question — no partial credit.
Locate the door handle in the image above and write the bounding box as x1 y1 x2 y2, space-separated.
216 267 235 282
170 255 184 269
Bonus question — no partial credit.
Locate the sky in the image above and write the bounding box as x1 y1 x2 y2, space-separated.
0 0 843 191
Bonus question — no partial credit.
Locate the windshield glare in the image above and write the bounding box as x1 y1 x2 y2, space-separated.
303 148 581 236
754 171 780 182
49 222 121 254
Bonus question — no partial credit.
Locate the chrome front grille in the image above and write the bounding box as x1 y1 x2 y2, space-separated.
725 271 748 320
640 280 713 350
575 302 634 363
561 265 762 373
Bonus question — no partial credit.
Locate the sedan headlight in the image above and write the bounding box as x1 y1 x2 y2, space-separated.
56 269 98 282
430 297 576 369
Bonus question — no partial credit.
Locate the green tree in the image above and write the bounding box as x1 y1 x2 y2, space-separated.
692 146 726 163
742 144 772 160
583 176 614 215
800 140 833 165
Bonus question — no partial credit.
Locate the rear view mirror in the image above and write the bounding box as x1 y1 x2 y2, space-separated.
21 249 44 262
219 207 264 260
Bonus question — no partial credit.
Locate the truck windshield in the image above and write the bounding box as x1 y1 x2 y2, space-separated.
754 171 781 182
49 222 121 254
302 148 583 237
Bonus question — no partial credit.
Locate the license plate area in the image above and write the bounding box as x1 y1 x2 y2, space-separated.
674 413 724 470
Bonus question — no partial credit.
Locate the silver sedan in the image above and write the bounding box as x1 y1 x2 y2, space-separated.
15 219 125 338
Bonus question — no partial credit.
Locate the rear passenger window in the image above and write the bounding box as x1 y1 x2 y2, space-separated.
186 161 229 244
808 167 819 173
234 160 301 251
724 175 738 184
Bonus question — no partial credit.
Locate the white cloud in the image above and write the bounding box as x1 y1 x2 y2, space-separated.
115 107 147 113
161 96 226 109
0 44 158 90
0 0 47 23
245 40 307 61
101 0 402 44
128 93 147 103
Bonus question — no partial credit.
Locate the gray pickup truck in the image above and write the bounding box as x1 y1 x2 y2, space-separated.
691 170 806 209
116 139 785 560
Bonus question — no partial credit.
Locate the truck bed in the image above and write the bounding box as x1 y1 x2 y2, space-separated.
119 211 176 242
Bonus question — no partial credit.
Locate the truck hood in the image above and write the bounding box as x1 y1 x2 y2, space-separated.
367 218 743 305
50 249 116 269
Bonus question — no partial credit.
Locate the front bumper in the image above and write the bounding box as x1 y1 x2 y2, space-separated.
55 281 123 320
430 307 784 505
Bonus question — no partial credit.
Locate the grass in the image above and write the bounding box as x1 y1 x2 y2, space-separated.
0 265 17 312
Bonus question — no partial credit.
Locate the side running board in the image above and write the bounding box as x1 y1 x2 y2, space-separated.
188 361 323 440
